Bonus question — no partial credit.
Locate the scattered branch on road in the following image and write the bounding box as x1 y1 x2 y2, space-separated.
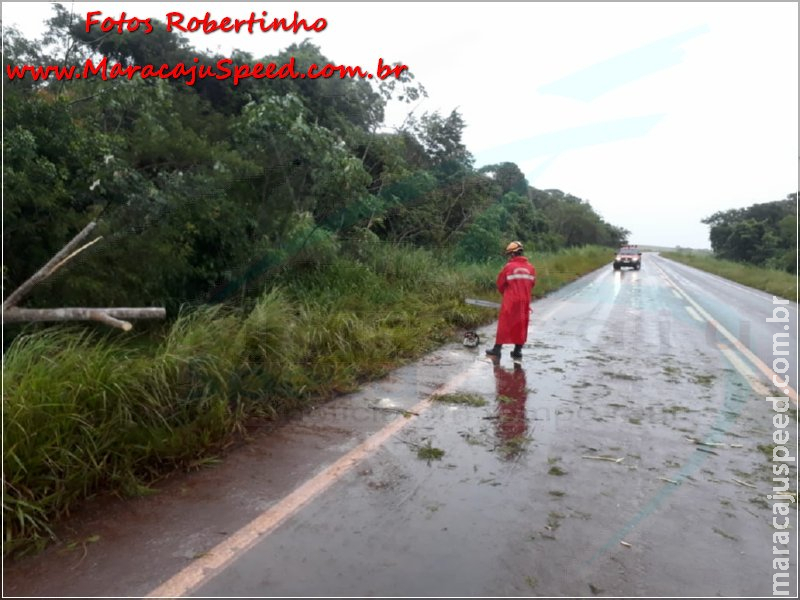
619 540 632 548
695 447 719 455
732 478 757 489
659 477 680 485
581 455 624 463
686 437 726 448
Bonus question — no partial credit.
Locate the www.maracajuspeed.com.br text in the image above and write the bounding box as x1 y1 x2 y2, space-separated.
5 56 410 87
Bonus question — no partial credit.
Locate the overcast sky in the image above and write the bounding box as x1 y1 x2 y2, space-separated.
3 2 798 249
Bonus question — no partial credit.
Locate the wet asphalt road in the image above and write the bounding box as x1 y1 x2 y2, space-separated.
3 253 797 597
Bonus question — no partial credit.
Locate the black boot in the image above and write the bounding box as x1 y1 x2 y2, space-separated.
510 345 523 359
485 344 502 357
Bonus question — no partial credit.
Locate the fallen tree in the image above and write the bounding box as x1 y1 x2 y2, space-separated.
2 221 166 330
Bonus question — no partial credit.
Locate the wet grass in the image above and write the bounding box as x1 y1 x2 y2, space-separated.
628 417 642 425
602 371 643 381
498 435 531 458
691 373 716 386
712 527 739 541
757 444 776 459
460 432 487 447
662 252 796 301
432 392 487 407
497 395 516 404
570 381 593 389
548 466 567 476
416 441 445 461
663 405 692 414
585 355 610 362
546 511 565 531
548 490 566 497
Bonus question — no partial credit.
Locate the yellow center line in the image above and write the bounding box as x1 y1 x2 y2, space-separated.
146 361 486 598
656 263 797 405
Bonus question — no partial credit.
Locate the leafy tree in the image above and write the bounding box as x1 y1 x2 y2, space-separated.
702 195 795 272
479 162 529 196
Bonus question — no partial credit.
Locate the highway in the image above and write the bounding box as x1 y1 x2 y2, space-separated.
4 253 797 597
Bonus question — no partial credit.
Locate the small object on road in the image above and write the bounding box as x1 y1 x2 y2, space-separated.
686 437 726 447
729 443 744 448
659 477 679 485
619 540 632 548
581 455 625 463
369 405 419 417
462 330 480 347
695 447 719 455
732 478 757 489
464 297 501 309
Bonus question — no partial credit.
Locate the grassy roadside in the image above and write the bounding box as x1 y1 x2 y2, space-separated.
3 244 610 557
661 251 797 302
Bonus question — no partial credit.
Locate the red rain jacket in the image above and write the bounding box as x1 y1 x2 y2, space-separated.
495 256 536 345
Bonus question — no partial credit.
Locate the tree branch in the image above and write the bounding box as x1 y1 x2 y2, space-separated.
3 221 98 310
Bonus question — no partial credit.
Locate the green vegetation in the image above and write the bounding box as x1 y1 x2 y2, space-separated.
432 392 488 407
2 6 629 557
4 245 610 557
416 441 445 461
498 435 531 458
701 196 796 274
691 374 716 386
662 251 796 301
661 195 796 299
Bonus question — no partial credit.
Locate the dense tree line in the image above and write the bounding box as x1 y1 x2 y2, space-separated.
3 5 629 315
702 194 796 273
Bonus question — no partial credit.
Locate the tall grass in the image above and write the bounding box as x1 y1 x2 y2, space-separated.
3 244 611 556
662 251 797 301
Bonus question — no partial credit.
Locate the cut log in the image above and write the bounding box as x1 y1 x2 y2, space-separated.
3 307 166 330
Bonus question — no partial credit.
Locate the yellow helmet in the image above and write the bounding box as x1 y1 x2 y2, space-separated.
505 241 524 255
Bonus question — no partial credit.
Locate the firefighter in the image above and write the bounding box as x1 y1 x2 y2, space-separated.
485 241 536 359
